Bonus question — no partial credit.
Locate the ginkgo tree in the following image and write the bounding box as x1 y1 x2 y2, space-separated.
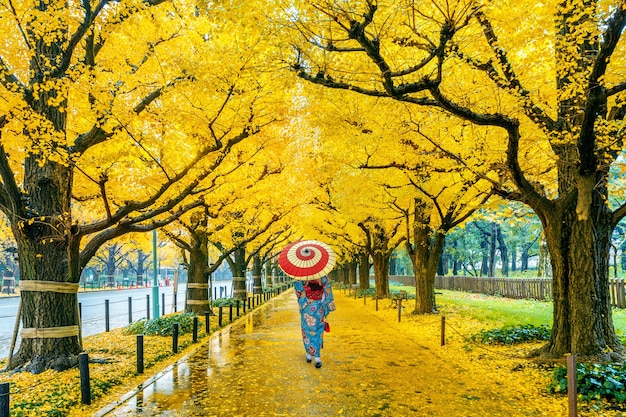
283 0 626 360
0 0 286 373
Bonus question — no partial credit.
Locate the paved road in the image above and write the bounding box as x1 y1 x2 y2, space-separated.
0 281 234 359
96 289 552 417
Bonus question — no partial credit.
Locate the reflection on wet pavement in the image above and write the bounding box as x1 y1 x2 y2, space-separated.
107 295 310 416
102 289 544 417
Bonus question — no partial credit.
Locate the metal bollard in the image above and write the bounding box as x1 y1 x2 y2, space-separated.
0 382 9 417
162 293 165 316
229 305 233 322
79 352 91 405
173 293 177 313
173 323 179 354
147 294 151 320
205 311 210 334
192 317 198 343
218 307 223 327
236 300 240 317
137 335 144 374
128 297 133 324
105 300 110 332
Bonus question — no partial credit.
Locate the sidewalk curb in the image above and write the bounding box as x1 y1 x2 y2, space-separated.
93 288 293 417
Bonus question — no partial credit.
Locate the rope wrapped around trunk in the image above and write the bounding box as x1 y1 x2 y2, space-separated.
18 281 81 339
19 280 79 294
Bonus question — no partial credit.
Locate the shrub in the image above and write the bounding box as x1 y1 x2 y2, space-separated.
212 297 240 307
549 362 626 405
124 312 197 336
471 324 551 345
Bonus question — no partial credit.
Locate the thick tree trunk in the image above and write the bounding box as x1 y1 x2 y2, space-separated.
186 240 210 315
371 252 390 298
252 255 262 295
409 200 445 314
230 247 247 300
348 261 357 288
264 258 273 288
8 161 81 373
358 252 370 290
537 173 622 360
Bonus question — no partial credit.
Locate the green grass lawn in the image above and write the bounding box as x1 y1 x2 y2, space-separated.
389 283 626 335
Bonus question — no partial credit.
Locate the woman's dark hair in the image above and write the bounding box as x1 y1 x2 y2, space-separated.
306 280 323 291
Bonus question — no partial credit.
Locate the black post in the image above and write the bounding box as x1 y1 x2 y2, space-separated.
236 300 240 317
173 323 179 354
147 294 150 320
79 352 91 405
376 297 379 311
105 299 110 332
128 297 133 324
441 316 446 346
205 311 210 334
78 302 82 326
229 304 233 322
162 293 165 316
218 307 223 326
243 298 247 313
248 297 251 310
192 317 198 343
137 335 144 374
174 293 177 313
214 287 217 300
0 382 9 417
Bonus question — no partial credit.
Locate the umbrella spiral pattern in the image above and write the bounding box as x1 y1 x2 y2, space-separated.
278 240 336 280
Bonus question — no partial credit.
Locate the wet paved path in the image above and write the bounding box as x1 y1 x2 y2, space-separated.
97 290 543 417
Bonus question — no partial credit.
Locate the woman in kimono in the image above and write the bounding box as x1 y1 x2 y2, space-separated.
293 275 335 368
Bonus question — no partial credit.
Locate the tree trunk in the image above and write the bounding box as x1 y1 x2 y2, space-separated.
497 225 509 277
348 261 357 287
252 255 262 295
409 199 445 314
137 250 145 287
358 252 370 290
389 255 397 275
371 252 390 298
186 237 210 315
510 244 517 272
264 258 273 288
230 247 247 300
8 161 82 373
521 249 529 271
437 252 448 276
537 169 621 360
480 236 489 276
488 222 497 277
538 235 551 278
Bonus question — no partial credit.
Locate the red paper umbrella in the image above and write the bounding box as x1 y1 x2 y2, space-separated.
278 240 336 280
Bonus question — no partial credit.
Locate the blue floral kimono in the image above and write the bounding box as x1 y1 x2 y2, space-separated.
294 276 336 358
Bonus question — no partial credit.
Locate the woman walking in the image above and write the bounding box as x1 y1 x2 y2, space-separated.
278 240 337 368
293 276 335 368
